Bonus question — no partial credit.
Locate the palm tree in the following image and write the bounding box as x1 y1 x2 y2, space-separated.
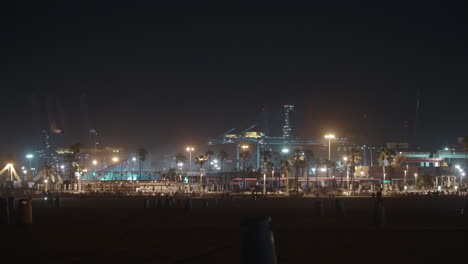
303 149 314 191
240 149 251 190
205 150 214 172
463 136 468 176
270 151 281 189
137 148 148 181
218 150 229 172
218 150 229 189
265 161 275 191
314 158 321 189
174 153 187 166
291 148 304 196
345 148 362 191
174 153 187 182
324 160 338 188
377 148 395 192
65 143 83 184
196 155 208 192
279 158 291 196
260 150 273 171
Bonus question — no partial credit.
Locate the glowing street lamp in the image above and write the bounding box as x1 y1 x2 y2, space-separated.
324 134 336 160
92 160 98 165
112 157 119 162
26 154 34 177
404 170 408 188
186 147 195 171
281 148 290 154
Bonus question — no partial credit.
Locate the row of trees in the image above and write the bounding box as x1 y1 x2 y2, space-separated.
43 144 150 184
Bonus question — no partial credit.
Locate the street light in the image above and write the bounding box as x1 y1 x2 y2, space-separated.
281 148 290 154
112 157 119 162
324 134 336 160
404 170 407 188
92 160 98 165
343 156 350 192
186 147 195 172
26 154 34 178
414 173 418 189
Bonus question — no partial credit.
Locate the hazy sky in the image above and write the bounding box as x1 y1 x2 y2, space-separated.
1 1 467 156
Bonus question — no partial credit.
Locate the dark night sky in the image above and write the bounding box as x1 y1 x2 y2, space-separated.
1 1 468 156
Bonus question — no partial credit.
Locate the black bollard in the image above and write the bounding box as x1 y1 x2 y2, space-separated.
144 199 151 209
7 197 16 224
18 199 33 224
374 201 385 227
164 198 170 209
0 198 9 224
240 217 277 264
315 199 325 217
184 199 192 212
463 202 468 218
55 196 62 209
335 199 345 216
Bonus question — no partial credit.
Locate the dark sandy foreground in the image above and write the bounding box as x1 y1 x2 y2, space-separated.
4 197 468 264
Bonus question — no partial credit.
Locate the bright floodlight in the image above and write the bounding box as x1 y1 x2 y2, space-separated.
320 167 327 172
92 160 98 165
44 179 48 183
132 157 137 161
455 165 460 169
112 157 119 162
324 134 336 139
343 156 348 161
462 173 466 177
60 165 65 169
213 159 218 164
26 154 34 159
282 148 290 154
241 145 249 150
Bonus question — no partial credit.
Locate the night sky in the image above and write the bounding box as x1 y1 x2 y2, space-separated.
1 1 467 156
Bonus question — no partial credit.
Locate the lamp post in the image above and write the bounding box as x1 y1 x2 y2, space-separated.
404 170 407 189
26 154 34 179
186 147 195 172
112 157 119 181
241 145 249 189
414 173 418 190
7 163 13 181
343 156 349 193
324 134 336 160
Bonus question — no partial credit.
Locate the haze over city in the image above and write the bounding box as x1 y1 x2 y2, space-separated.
2 1 468 264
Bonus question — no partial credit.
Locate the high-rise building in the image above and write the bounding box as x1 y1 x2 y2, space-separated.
282 105 295 139
89 129 99 149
